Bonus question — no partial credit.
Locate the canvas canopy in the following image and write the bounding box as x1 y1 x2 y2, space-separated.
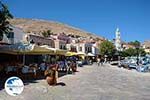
76 52 86 56
0 43 55 55
40 45 67 55
86 53 95 56
65 51 77 56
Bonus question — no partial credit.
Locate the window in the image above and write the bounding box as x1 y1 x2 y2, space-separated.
63 46 66 50
60 45 63 49
79 47 82 51
87 47 92 53
71 46 77 52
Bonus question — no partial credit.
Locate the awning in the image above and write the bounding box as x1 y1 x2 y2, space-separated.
23 44 55 54
55 49 67 55
0 43 55 55
86 53 95 56
40 45 67 55
76 52 86 56
65 52 77 56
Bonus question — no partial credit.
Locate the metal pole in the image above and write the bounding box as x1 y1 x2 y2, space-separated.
118 51 121 67
137 48 139 65
23 54 25 65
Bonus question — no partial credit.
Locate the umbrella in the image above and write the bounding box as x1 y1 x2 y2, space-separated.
76 52 86 56
87 53 95 57
65 52 77 56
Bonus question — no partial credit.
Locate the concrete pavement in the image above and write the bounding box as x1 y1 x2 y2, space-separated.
0 63 150 100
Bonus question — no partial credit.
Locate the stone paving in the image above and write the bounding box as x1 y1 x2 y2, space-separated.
0 63 150 100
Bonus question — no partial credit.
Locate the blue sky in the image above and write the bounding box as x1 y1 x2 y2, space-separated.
3 0 150 42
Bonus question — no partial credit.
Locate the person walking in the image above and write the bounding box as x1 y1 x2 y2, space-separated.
97 58 100 66
100 57 104 66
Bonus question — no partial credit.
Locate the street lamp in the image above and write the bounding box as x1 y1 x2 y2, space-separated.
136 46 140 65
115 51 121 67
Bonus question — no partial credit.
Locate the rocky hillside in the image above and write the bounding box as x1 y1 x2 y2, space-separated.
10 18 104 40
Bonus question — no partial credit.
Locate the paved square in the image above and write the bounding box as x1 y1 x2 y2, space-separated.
0 64 150 100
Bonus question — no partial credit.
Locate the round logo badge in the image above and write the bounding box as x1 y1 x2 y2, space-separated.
5 76 24 96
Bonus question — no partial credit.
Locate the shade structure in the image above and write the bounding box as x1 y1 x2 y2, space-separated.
40 45 56 51
0 43 31 54
86 53 95 56
40 45 67 55
23 44 55 54
55 49 67 55
65 51 77 56
76 52 86 56
0 43 55 55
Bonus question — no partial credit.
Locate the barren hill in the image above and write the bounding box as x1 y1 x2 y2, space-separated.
10 18 104 40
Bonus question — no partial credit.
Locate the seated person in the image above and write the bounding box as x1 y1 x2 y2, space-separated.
44 64 58 85
40 62 46 71
5 65 14 74
22 65 29 74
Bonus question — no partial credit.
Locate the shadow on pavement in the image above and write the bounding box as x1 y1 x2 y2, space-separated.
23 80 39 85
0 77 8 90
0 81 4 90
56 82 66 86
0 71 75 90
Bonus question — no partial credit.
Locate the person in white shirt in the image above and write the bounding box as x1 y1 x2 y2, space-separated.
97 58 100 66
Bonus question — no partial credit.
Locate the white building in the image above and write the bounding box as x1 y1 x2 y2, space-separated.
92 43 100 55
0 26 25 44
66 42 99 56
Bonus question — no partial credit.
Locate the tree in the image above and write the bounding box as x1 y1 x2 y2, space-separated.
128 40 140 47
42 30 53 37
124 48 136 57
99 40 115 56
138 48 146 56
0 1 13 40
121 48 146 57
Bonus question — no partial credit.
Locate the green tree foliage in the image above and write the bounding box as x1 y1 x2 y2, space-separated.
138 48 146 56
125 48 136 57
121 48 146 57
128 40 140 47
0 2 13 40
42 30 53 37
99 40 115 56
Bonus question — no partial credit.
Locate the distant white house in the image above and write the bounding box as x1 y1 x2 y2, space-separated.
92 43 100 55
0 26 25 44
66 41 99 56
